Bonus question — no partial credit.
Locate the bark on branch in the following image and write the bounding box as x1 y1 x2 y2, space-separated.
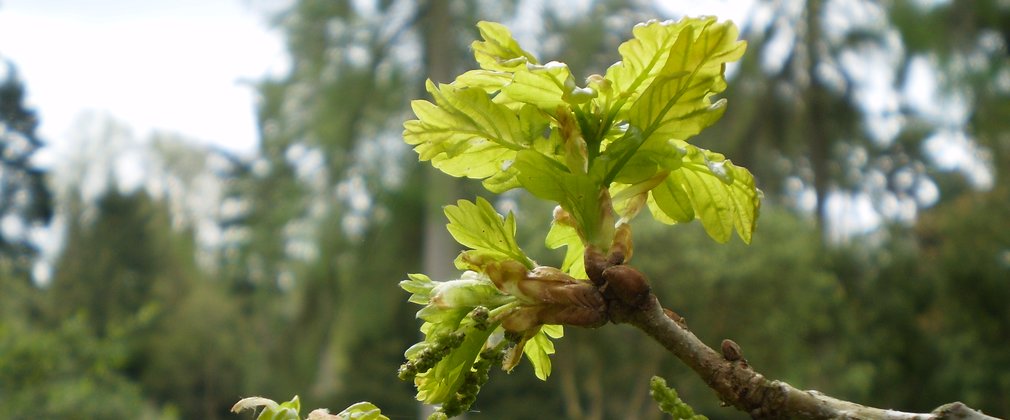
584 249 1001 420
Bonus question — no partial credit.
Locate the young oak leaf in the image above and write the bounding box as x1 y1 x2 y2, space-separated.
472 21 538 72
544 207 587 279
404 81 547 193
231 395 301 420
513 150 613 249
444 197 535 269
648 141 761 244
599 17 744 187
628 17 745 145
522 325 561 380
603 18 696 116
453 21 537 95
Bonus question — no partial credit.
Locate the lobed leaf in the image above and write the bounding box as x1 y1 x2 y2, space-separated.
472 21 538 72
325 402 389 420
444 197 534 269
628 18 744 145
513 150 610 248
404 81 547 193
231 396 301 420
522 326 560 380
545 219 587 279
648 141 760 243
499 62 576 113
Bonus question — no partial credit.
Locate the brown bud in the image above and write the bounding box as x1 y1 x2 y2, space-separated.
721 339 744 362
584 246 608 287
608 223 633 265
602 265 650 307
535 303 607 328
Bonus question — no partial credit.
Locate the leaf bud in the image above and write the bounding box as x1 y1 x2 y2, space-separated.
602 265 650 307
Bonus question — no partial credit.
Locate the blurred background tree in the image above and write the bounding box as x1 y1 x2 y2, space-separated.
0 0 1007 419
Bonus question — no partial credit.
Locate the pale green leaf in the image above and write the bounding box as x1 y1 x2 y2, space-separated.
542 324 564 339
444 197 534 269
628 18 744 144
472 21 538 72
404 81 547 193
400 273 436 305
513 150 608 247
330 402 390 420
604 18 695 115
545 220 587 278
499 62 573 113
648 175 695 224
452 69 513 93
231 396 301 420
649 142 760 243
522 327 558 380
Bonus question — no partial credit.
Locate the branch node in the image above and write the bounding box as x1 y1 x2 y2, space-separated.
720 339 744 362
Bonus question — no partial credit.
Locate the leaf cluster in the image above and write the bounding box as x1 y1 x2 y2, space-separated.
405 18 759 249
394 17 761 417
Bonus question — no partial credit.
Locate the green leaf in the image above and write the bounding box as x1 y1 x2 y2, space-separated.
231 396 301 420
522 326 560 380
400 273 436 305
648 142 760 243
472 21 538 72
330 402 389 420
452 69 513 94
499 62 574 113
628 18 744 144
597 17 743 190
404 81 547 193
444 197 534 269
545 219 587 278
513 150 610 248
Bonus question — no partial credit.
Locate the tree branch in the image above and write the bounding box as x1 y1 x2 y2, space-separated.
586 249 1001 419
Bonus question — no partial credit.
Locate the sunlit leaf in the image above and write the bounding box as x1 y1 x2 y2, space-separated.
648 142 760 243
231 396 301 420
604 19 695 115
404 81 546 193
472 21 538 72
545 219 587 279
628 18 744 145
522 327 558 380
499 62 574 113
513 150 608 247
444 197 534 269
330 402 389 420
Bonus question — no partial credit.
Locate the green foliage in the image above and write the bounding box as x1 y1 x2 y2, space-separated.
232 396 301 420
405 17 759 250
232 396 390 420
0 315 171 419
650 376 707 420
333 402 389 420
396 17 758 417
445 197 535 269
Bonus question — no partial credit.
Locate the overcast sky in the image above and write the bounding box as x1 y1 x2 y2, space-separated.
0 0 289 158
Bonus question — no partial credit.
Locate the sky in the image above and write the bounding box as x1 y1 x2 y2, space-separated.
0 0 289 158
